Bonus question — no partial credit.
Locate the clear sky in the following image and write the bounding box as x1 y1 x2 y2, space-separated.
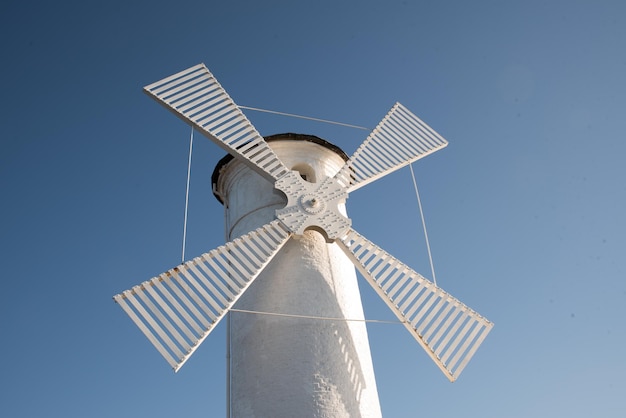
1 1 625 417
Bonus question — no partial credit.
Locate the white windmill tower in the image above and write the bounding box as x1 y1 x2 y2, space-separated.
114 64 493 417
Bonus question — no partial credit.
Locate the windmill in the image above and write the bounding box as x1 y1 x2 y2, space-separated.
114 64 493 416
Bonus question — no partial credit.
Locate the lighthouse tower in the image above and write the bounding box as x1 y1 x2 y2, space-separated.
114 63 493 418
212 133 382 417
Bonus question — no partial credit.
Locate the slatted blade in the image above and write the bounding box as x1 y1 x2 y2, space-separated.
336 228 493 382
144 64 290 182
335 103 448 192
113 220 291 371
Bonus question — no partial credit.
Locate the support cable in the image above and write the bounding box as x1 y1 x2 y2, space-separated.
230 308 404 325
409 163 438 286
240 105 370 131
182 127 194 263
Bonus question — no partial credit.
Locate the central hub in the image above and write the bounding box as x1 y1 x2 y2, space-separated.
299 193 326 215
274 170 351 241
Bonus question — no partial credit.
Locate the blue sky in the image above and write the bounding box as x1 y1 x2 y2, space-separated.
1 1 625 417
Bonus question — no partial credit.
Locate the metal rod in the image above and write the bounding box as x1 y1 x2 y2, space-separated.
239 105 370 131
182 127 194 263
409 163 438 286
229 308 403 324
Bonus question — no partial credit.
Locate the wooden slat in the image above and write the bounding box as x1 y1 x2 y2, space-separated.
115 294 178 368
134 284 188 348
143 281 197 341
422 301 455 342
152 276 203 335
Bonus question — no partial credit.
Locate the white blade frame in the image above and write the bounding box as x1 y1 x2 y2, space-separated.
335 103 448 192
144 64 290 183
336 228 493 381
113 220 291 371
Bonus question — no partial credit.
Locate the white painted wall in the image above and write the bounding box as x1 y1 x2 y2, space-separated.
215 137 382 418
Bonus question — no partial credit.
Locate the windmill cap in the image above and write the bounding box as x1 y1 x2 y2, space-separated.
211 133 349 204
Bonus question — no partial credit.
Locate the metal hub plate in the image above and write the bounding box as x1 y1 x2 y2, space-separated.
274 171 351 241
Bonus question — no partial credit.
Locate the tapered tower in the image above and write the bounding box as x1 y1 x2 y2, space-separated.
213 134 382 417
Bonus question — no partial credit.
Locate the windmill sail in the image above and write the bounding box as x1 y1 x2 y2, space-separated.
335 103 448 192
144 64 290 182
336 228 493 381
113 220 291 371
